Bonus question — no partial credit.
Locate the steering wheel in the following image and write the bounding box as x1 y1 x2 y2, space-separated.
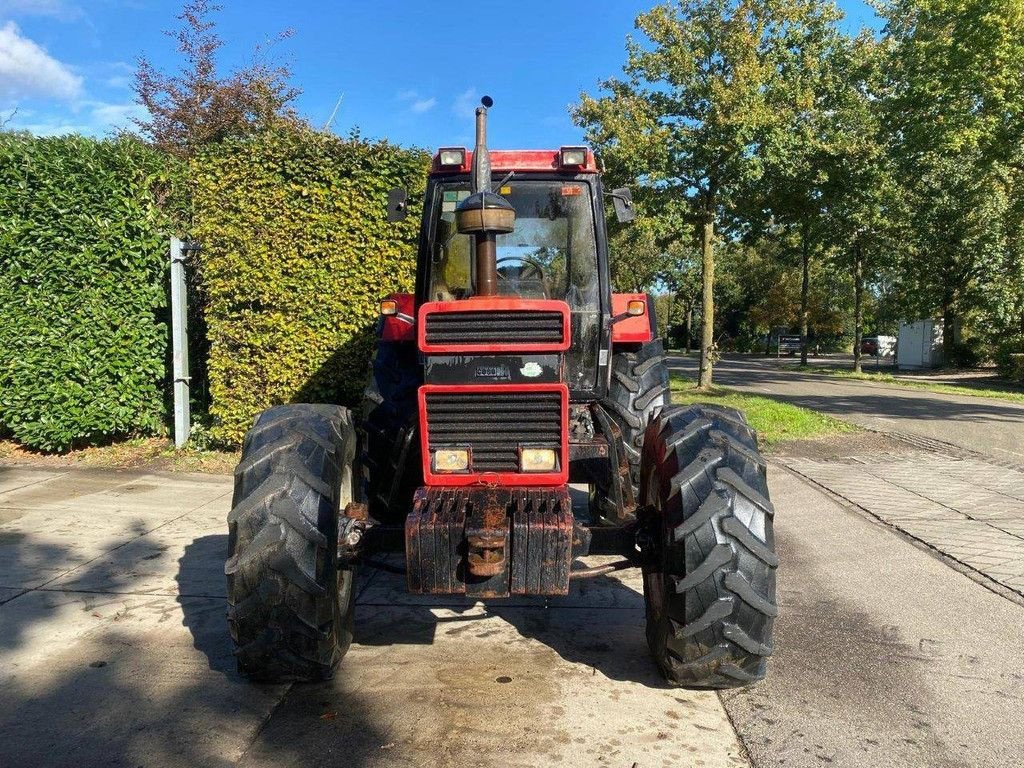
495 255 548 285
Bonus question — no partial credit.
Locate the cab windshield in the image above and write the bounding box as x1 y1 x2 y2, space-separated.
427 180 599 309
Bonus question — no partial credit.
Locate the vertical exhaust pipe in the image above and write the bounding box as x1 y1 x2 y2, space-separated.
455 96 514 297
471 98 492 196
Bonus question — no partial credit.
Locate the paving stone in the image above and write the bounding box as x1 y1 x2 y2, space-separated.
779 452 1024 599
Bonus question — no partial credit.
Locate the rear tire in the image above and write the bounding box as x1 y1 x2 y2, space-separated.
639 404 777 688
226 404 357 682
359 342 421 523
603 339 671 489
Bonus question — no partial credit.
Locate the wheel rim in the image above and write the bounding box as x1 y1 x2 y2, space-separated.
642 463 667 623
336 568 354 617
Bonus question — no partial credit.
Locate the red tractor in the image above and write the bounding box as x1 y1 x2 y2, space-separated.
225 98 777 688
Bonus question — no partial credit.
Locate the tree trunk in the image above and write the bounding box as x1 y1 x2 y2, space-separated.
942 297 955 367
799 225 810 366
684 303 692 354
697 204 716 389
853 238 864 374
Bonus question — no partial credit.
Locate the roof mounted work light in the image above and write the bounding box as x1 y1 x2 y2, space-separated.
559 146 588 167
438 147 467 167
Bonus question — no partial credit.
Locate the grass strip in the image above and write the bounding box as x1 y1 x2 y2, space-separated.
670 376 858 448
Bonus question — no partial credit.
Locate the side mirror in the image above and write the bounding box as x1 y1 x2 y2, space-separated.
611 187 635 223
386 187 409 222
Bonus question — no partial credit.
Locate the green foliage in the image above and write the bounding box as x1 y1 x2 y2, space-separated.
192 127 429 444
0 133 180 451
995 336 1024 382
879 0 1024 353
575 0 858 384
946 338 983 369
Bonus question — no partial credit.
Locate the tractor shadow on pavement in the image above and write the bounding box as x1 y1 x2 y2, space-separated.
0 527 388 768
176 533 236 676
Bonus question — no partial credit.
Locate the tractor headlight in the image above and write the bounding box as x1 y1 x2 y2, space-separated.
438 147 467 167
433 448 470 473
559 146 588 167
519 447 557 473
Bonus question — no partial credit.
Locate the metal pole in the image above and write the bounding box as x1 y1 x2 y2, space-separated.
170 237 191 449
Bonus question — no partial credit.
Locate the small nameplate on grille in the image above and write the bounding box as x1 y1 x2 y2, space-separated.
424 355 561 385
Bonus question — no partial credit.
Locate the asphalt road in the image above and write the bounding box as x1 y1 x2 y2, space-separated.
4 465 1024 767
669 354 1024 462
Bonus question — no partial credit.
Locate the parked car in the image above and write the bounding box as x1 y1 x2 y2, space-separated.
777 334 803 355
861 335 896 357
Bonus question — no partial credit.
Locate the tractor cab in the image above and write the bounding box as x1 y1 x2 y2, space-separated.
418 148 612 397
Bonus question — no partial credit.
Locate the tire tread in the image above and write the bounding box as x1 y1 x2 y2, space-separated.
226 404 356 682
602 339 671 490
641 403 777 689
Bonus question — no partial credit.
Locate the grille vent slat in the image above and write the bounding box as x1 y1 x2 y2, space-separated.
425 390 563 473
425 310 564 347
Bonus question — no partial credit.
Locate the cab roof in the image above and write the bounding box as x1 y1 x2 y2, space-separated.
430 148 599 175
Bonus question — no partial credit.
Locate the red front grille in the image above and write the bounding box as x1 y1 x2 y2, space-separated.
418 299 570 353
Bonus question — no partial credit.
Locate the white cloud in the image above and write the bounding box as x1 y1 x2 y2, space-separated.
453 87 478 119
0 0 83 22
410 97 436 114
7 99 145 137
0 21 82 102
86 99 145 128
104 75 130 89
397 90 437 115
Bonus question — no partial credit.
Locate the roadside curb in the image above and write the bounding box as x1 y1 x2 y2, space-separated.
878 427 1024 474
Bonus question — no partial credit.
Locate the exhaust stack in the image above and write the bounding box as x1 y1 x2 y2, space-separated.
471 99 492 195
455 95 514 297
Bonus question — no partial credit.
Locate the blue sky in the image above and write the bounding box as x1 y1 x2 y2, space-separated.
0 0 879 148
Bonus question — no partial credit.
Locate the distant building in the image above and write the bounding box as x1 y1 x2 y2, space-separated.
897 320 943 369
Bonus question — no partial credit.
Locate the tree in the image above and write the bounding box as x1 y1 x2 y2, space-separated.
605 204 677 292
752 0 854 365
133 0 301 159
574 0 781 388
879 0 1024 361
661 244 703 353
818 33 905 373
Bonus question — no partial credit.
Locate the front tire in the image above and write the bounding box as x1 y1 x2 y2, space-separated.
640 404 777 688
225 404 357 682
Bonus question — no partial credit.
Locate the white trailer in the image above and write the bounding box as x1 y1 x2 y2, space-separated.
897 320 944 369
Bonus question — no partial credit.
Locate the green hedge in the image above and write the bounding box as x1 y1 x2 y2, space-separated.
192 128 428 444
995 335 1024 382
0 134 179 451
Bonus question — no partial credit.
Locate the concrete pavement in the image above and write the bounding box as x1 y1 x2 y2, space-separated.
781 449 1024 601
669 354 1024 462
0 466 745 768
4 463 1024 767
724 468 1024 768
